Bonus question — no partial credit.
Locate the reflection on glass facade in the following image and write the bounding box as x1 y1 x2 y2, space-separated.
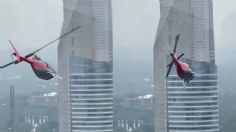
58 0 113 132
70 56 113 132
167 60 218 132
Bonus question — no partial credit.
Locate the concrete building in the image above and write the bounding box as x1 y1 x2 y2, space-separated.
154 0 218 132
58 0 113 132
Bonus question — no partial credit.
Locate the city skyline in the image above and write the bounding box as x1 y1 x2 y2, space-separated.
0 1 233 94
0 1 233 91
0 0 235 132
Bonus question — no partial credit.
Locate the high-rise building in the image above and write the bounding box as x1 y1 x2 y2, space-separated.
189 0 215 61
154 0 218 132
166 60 218 132
58 0 113 132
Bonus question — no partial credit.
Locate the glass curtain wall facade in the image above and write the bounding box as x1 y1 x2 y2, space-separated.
58 0 113 132
154 0 218 132
189 0 215 61
69 57 113 132
167 60 218 132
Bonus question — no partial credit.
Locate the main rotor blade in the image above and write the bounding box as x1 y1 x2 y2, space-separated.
177 53 184 60
29 25 81 57
166 62 174 78
173 34 180 53
0 61 16 69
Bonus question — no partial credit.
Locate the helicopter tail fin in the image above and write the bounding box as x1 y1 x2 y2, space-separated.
9 40 21 63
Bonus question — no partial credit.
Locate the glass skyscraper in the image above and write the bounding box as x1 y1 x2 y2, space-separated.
58 0 113 132
167 60 218 132
154 0 218 132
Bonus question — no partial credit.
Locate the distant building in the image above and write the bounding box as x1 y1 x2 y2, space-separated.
116 119 144 132
58 0 113 132
28 92 57 106
121 94 153 108
154 0 218 132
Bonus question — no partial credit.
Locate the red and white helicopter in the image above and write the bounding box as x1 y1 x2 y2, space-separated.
166 35 195 84
0 26 81 80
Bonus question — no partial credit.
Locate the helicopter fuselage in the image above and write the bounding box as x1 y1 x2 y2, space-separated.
30 58 55 80
15 55 56 80
170 52 195 83
0 27 80 80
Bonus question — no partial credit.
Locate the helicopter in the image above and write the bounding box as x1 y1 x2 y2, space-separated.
0 26 81 80
166 34 195 85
